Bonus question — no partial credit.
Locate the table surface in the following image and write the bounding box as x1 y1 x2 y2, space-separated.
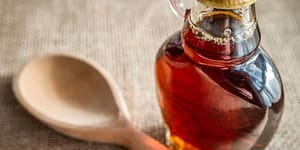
0 0 299 149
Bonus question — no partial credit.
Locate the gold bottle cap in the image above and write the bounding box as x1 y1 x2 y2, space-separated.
197 0 256 9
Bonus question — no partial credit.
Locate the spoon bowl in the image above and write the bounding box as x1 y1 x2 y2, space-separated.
13 54 167 150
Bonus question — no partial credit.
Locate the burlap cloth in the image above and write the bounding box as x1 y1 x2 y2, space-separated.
0 0 299 149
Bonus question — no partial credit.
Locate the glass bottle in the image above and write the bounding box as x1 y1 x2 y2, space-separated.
155 0 284 150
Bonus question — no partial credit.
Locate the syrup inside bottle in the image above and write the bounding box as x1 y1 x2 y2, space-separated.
155 6 284 150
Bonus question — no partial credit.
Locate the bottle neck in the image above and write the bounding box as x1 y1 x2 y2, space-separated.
182 3 260 67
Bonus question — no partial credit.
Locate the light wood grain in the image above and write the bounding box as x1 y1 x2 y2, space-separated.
13 55 168 150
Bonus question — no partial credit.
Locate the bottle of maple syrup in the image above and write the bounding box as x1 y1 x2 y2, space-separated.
155 0 284 150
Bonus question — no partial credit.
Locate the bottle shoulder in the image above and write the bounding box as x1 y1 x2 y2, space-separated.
234 47 283 107
156 31 183 60
156 32 283 108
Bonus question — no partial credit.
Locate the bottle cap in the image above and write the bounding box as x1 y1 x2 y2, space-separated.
197 0 256 9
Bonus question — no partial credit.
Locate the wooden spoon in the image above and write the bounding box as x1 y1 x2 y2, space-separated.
13 54 168 150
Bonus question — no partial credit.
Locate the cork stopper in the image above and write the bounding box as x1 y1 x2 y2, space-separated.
197 0 256 9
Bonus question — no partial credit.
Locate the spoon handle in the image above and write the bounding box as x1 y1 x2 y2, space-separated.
127 126 169 150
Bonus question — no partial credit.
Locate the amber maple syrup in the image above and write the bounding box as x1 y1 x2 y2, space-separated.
155 8 284 150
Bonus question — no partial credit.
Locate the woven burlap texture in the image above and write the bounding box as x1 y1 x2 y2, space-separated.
0 0 299 149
